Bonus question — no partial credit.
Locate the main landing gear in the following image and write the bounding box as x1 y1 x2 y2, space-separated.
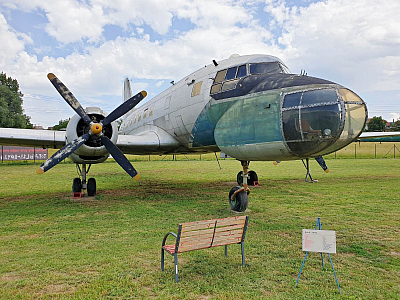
229 161 259 212
72 163 96 197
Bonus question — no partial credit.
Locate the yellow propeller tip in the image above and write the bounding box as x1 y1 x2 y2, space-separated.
273 161 278 166
325 169 329 173
36 167 44 174
141 91 147 98
133 174 140 181
47 73 56 80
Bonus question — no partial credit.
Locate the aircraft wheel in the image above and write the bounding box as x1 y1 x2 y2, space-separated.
87 178 96 196
236 171 257 186
229 186 248 212
248 170 258 186
72 178 82 193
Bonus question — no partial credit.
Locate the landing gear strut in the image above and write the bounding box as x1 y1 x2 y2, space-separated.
229 161 251 212
73 163 96 196
302 158 317 183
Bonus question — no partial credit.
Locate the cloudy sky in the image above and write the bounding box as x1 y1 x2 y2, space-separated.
0 0 399 127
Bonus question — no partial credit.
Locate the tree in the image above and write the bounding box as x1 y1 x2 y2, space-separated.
367 116 386 132
52 118 70 130
0 72 32 128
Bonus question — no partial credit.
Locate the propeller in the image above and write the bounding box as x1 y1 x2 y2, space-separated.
37 73 146 180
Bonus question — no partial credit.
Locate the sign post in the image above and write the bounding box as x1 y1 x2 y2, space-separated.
296 217 341 294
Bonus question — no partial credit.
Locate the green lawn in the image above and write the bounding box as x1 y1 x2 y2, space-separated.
0 158 399 299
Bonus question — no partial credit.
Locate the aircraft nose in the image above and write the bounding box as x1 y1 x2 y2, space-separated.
281 87 367 157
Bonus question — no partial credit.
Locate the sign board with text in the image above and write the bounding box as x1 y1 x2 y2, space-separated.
302 229 336 253
0 146 48 161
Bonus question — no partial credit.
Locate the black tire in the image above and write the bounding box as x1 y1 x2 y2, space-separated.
72 178 82 193
237 171 257 186
229 186 248 212
87 178 96 196
248 170 258 186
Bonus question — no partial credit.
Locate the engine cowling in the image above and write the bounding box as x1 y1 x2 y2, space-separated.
66 107 118 164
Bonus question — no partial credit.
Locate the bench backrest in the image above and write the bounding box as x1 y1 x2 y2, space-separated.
175 215 249 253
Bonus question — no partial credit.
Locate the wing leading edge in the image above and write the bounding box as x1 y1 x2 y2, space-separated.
0 128 66 149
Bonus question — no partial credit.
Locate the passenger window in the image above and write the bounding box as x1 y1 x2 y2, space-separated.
138 114 141 122
237 65 247 78
149 106 154 116
225 67 237 80
191 81 203 97
214 69 227 83
143 109 148 118
134 116 136 124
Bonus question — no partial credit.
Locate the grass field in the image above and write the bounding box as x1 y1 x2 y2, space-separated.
0 156 399 299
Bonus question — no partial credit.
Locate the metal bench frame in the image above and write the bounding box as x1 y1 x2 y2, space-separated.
161 215 249 282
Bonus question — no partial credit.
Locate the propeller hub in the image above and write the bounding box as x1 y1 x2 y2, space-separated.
90 123 103 134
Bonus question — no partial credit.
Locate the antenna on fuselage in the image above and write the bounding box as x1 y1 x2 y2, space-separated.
212 59 218 66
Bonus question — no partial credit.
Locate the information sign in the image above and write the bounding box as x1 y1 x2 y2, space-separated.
302 229 336 254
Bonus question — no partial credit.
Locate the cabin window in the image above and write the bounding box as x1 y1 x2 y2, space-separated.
143 108 148 118
191 81 203 97
149 106 154 116
138 113 141 122
134 116 136 123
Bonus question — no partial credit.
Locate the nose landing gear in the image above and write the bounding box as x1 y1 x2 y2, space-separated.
72 164 96 197
229 161 253 212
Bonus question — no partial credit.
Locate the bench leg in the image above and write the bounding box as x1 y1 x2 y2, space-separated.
225 245 228 257
174 253 179 282
161 249 165 271
241 242 245 266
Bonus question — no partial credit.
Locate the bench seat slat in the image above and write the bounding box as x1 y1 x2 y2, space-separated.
215 224 244 233
180 233 214 244
214 230 243 240
178 242 213 253
212 238 243 247
213 232 243 243
216 216 247 227
181 220 216 232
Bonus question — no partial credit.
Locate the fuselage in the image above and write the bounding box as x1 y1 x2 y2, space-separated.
120 54 367 161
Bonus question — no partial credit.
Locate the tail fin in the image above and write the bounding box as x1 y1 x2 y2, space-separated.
123 78 132 102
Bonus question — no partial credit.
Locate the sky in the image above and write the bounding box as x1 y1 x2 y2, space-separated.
0 0 399 128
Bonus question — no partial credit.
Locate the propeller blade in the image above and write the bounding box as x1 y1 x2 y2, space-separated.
36 133 90 174
101 136 140 180
47 73 92 124
102 91 147 126
315 156 329 173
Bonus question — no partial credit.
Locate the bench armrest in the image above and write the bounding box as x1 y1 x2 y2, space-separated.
162 232 177 247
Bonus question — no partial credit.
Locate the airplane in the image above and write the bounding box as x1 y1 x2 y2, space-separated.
0 53 378 212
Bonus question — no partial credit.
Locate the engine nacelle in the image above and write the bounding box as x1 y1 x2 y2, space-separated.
66 107 118 164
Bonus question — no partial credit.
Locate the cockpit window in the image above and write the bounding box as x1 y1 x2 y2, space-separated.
283 92 301 108
214 69 227 83
249 62 282 75
225 67 237 80
301 89 338 106
237 65 247 78
211 65 248 95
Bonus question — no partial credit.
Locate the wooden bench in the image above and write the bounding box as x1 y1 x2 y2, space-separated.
161 215 249 282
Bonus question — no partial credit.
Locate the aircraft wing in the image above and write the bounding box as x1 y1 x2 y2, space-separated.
0 128 66 149
358 131 400 142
